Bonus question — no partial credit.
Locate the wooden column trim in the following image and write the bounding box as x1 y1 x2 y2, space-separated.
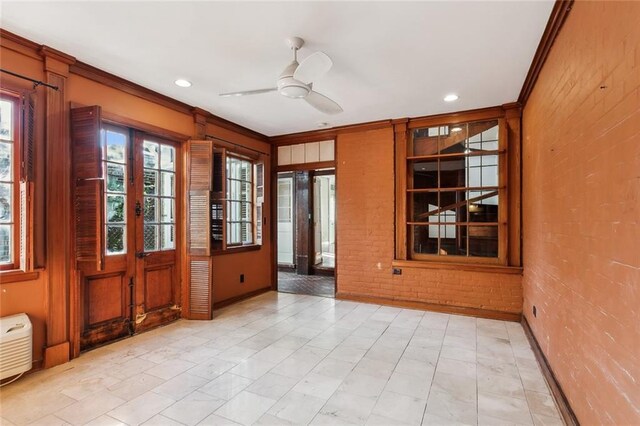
504 104 523 266
40 48 75 368
393 119 408 260
192 107 208 140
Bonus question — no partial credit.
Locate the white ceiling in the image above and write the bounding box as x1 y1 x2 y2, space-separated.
1 1 554 136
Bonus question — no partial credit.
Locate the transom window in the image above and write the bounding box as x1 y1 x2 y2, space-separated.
408 119 504 260
143 140 176 251
0 94 19 268
226 156 253 246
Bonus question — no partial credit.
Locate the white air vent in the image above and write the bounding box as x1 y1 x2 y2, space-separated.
0 313 32 380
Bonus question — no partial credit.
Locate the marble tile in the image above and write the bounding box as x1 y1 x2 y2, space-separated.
83 415 128 426
430 371 477 405
337 372 387 398
435 357 477 379
246 372 300 400
385 371 432 399
108 391 175 425
293 372 342 399
188 358 237 380
372 390 427 425
318 391 377 424
525 391 562 419
56 391 125 425
268 391 327 424
161 390 226 425
141 414 184 426
199 373 253 400
215 391 277 426
312 357 356 380
146 358 197 380
425 390 477 425
229 358 276 380
478 371 527 400
351 358 396 380
478 393 534 425
151 372 210 400
26 415 71 426
107 373 165 400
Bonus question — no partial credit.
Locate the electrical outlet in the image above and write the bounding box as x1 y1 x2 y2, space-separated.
533 305 537 317
392 268 402 275
240 274 245 283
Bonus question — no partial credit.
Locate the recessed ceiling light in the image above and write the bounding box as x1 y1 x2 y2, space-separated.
444 94 459 102
451 126 462 132
174 79 192 88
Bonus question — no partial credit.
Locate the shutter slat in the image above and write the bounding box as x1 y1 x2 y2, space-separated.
71 106 104 270
21 93 35 182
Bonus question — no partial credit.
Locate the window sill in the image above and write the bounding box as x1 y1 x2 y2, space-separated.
212 245 262 256
0 269 41 284
392 260 522 275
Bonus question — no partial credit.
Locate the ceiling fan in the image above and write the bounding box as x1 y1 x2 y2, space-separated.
219 37 343 115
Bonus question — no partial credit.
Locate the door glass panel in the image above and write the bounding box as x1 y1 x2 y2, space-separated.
0 142 12 180
103 126 128 255
143 140 176 251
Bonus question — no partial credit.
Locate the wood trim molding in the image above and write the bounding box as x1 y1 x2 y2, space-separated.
392 260 523 275
212 287 272 309
205 115 268 142
336 292 522 322
522 316 580 426
276 161 336 173
518 0 574 106
102 110 190 142
270 119 392 146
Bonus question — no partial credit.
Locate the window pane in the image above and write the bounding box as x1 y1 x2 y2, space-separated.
144 170 158 195
440 225 466 256
0 142 12 181
242 222 253 244
161 224 175 250
106 225 125 255
468 225 498 257
160 145 175 171
241 181 252 202
106 195 125 223
106 130 126 162
440 123 468 155
161 172 174 197
412 192 438 222
160 198 174 223
412 160 438 190
0 183 11 223
469 191 499 223
144 197 157 223
144 225 158 251
412 127 439 156
412 225 438 254
143 141 159 168
241 202 252 222
106 163 126 192
0 100 13 141
0 224 11 263
439 157 466 188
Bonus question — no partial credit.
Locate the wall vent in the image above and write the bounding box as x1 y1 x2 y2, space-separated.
0 313 32 380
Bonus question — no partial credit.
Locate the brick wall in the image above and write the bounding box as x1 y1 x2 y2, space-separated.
522 1 640 423
336 128 522 314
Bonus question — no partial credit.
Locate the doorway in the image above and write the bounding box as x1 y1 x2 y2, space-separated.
77 124 181 351
277 169 335 297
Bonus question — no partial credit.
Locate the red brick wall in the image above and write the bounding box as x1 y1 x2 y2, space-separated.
522 2 640 424
336 128 522 314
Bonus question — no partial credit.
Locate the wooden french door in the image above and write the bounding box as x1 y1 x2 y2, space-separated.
73 109 181 351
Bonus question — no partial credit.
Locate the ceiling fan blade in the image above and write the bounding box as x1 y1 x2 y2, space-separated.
305 91 343 115
294 51 333 83
219 88 277 97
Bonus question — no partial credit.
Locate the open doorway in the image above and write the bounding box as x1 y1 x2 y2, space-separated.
277 169 335 297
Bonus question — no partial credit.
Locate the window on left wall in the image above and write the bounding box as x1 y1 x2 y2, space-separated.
0 90 29 271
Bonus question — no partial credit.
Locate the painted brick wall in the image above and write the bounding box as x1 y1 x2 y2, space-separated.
522 2 640 424
336 128 522 314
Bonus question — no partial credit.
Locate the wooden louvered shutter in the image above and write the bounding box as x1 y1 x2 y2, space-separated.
71 106 104 271
255 162 264 245
186 140 213 319
211 147 226 251
21 92 35 182
19 92 36 270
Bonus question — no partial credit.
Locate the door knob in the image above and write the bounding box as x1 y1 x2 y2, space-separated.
136 252 150 259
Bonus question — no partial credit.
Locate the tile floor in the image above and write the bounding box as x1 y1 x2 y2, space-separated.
0 291 563 426
277 272 335 298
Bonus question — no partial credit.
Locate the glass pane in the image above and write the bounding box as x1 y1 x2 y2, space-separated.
412 127 439 156
412 192 438 222
241 202 252 222
241 181 252 202
412 160 438 190
227 222 240 245
440 225 466 256
143 141 159 168
161 224 175 250
240 160 251 181
0 224 11 263
160 145 175 171
412 225 438 254
106 163 126 192
242 222 253 244
440 123 468 155
439 157 466 188
468 225 498 257
469 191 499 223
105 130 126 162
144 170 158 195
0 142 12 181
227 201 240 222
468 120 499 152
0 100 13 141
161 172 175 197
0 183 12 223
144 225 158 251
144 197 157 223
160 198 174 223
106 195 125 223
106 225 125 255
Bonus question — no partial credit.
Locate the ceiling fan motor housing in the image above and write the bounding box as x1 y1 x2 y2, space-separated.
278 60 310 98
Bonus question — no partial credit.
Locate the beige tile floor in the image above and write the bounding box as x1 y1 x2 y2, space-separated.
0 291 563 426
